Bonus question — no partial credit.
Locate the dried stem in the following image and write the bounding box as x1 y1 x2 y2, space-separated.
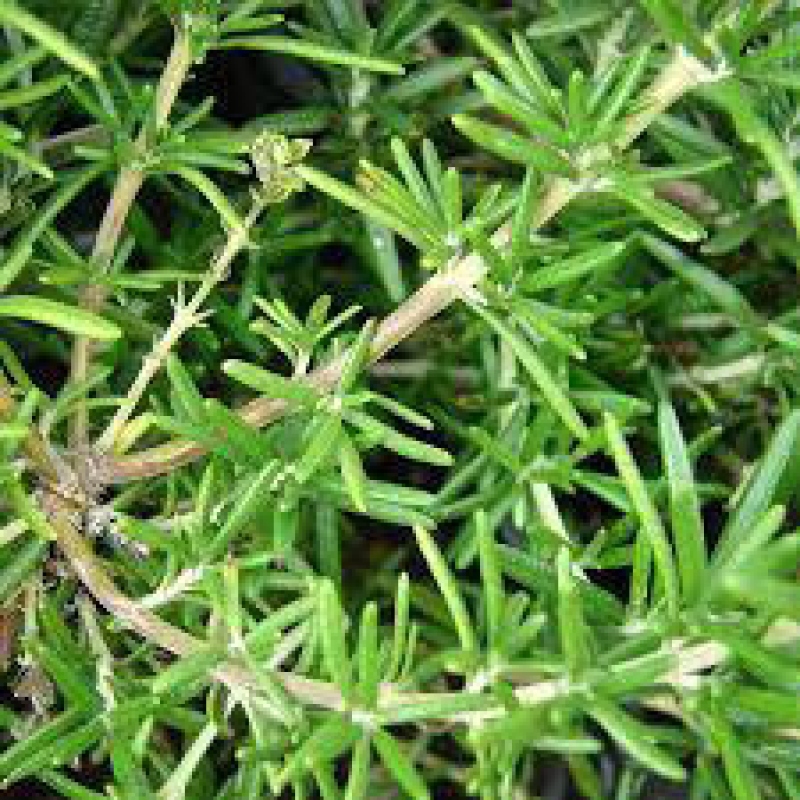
106 48 719 485
68 24 193 447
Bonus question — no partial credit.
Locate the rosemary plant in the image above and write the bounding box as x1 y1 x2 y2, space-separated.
1 1 800 798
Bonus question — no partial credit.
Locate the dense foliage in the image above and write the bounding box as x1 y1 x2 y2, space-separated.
1 1 800 798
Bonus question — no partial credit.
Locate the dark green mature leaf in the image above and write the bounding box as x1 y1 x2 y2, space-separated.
608 186 705 242
557 547 591 675
704 702 760 800
219 36 405 75
476 510 503 651
223 359 318 403
474 304 589 440
297 164 423 246
344 736 372 800
452 114 573 174
640 234 759 328
0 710 104 784
522 240 628 293
318 578 355 703
413 525 476 652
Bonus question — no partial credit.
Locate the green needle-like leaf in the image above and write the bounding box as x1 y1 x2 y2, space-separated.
658 400 706 605
171 164 246 233
452 114 573 175
339 434 368 514
0 2 99 79
0 296 121 340
223 359 319 404
476 510 503 652
557 547 592 675
219 36 404 75
522 240 628 293
356 601 380 708
704 703 760 800
474 304 589 441
373 730 431 800
640 234 759 329
714 410 800 569
295 416 344 483
297 164 423 247
589 695 686 782
344 736 372 800
604 412 679 616
413 525 476 653
318 578 355 704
